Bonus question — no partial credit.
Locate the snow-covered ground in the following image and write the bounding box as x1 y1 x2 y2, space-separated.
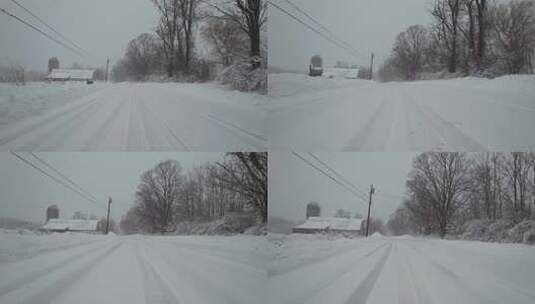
268 73 535 151
0 82 267 151
268 233 535 304
0 82 107 126
0 230 268 304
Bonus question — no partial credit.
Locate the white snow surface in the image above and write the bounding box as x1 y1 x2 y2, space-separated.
268 233 535 304
0 82 267 151
0 82 107 126
42 219 98 231
294 217 362 231
268 73 535 151
0 230 269 304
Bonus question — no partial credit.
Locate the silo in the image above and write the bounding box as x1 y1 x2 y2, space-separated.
46 205 59 222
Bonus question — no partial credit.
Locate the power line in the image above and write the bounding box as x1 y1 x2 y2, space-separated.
30 153 99 203
0 7 85 57
308 152 369 200
10 0 88 55
292 151 367 206
281 0 361 55
267 1 362 60
10 151 99 206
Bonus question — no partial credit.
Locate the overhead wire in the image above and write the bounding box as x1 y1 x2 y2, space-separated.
0 7 85 57
30 153 100 203
10 0 89 55
267 0 362 60
10 151 100 206
292 151 368 207
307 152 369 200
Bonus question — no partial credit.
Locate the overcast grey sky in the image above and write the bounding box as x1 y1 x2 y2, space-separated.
0 0 157 71
268 0 433 72
0 152 224 224
268 152 416 223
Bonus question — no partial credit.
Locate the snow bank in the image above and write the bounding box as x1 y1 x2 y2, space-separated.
268 72 370 99
0 228 106 263
0 82 107 126
175 215 261 236
218 60 267 93
460 219 535 245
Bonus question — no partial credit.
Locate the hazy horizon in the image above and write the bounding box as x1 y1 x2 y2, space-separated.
268 152 416 224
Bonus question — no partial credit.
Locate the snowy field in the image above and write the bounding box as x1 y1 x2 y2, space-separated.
268 233 535 304
267 73 535 151
0 82 267 151
0 230 268 304
0 82 107 126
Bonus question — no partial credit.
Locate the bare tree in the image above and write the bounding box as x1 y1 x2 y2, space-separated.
431 0 462 73
406 153 471 238
213 0 267 67
125 33 159 80
391 25 431 80
152 0 181 77
135 159 185 234
201 17 249 66
491 0 535 74
178 0 200 72
217 152 267 222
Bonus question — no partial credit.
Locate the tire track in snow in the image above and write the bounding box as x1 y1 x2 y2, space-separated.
406 240 535 302
83 97 128 150
396 241 434 304
343 97 395 151
135 244 182 304
126 98 150 150
344 242 392 304
403 241 499 304
202 113 267 149
0 97 102 149
270 240 385 277
139 100 191 151
0 241 122 304
0 240 113 297
291 241 391 304
402 89 487 151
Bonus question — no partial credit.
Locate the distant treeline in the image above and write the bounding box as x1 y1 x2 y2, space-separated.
112 0 267 91
120 152 267 235
379 0 535 81
388 152 535 243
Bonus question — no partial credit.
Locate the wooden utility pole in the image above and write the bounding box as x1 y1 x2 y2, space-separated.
105 196 112 234
369 52 375 80
365 184 375 237
105 57 110 82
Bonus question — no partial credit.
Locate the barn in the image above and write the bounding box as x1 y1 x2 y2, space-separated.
45 69 94 82
292 217 363 235
40 219 98 233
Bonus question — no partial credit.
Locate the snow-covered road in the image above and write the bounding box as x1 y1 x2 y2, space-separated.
268 234 535 304
0 233 268 304
268 73 535 151
0 83 267 151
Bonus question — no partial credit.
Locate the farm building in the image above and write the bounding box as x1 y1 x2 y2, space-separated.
40 219 98 233
45 69 94 82
292 217 363 235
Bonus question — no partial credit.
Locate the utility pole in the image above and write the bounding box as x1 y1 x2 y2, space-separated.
105 57 110 82
105 196 112 234
366 184 375 237
369 52 375 80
